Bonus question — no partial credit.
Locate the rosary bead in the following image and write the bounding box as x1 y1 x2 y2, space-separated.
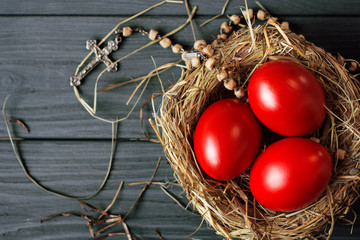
224 79 237 90
234 87 246 99
201 44 214 57
194 40 207 50
243 9 254 19
256 10 267 20
217 33 228 41
349 61 358 71
336 149 346 160
172 44 183 54
160 37 172 48
229 14 241 25
281 21 290 31
149 29 159 41
217 69 228 81
191 57 201 68
221 22 233 33
205 57 216 70
122 27 133 37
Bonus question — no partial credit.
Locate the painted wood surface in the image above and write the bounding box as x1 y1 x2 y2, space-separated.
0 0 360 239
1 0 360 15
1 16 359 139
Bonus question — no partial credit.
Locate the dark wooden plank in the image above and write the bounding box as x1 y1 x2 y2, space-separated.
1 140 360 239
0 0 360 16
0 140 220 239
1 16 359 139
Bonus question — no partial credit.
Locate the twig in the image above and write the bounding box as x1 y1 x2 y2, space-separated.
95 232 127 240
9 119 29 133
122 220 133 240
97 61 179 93
155 230 165 239
149 118 165 146
94 219 123 237
98 181 124 220
0 138 23 141
200 0 229 27
40 212 91 223
80 201 110 216
160 185 193 213
184 0 196 42
123 156 162 220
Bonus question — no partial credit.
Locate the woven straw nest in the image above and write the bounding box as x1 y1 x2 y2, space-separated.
156 19 360 239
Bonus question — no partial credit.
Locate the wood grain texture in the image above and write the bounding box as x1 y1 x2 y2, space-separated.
0 0 360 16
0 141 218 240
1 140 359 240
0 16 359 139
1 1 360 239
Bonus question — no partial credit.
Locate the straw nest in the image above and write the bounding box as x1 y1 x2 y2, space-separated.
156 20 360 239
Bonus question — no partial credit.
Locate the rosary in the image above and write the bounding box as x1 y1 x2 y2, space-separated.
70 9 285 99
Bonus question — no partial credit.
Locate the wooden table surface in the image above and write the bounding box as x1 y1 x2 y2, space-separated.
1 0 360 239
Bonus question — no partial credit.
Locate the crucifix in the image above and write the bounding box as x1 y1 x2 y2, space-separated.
70 35 121 86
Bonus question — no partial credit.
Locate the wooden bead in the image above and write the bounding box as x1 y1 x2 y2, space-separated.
191 57 201 68
243 9 254 19
217 70 228 81
234 87 246 98
194 40 207 50
149 29 159 41
217 33 228 41
224 79 236 90
256 10 267 20
221 22 233 34
229 14 241 25
201 44 214 57
349 61 358 72
336 149 346 160
172 44 183 54
281 21 290 31
205 58 216 70
159 38 172 48
122 27 133 37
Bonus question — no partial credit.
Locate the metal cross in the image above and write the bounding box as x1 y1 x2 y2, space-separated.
70 38 119 86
